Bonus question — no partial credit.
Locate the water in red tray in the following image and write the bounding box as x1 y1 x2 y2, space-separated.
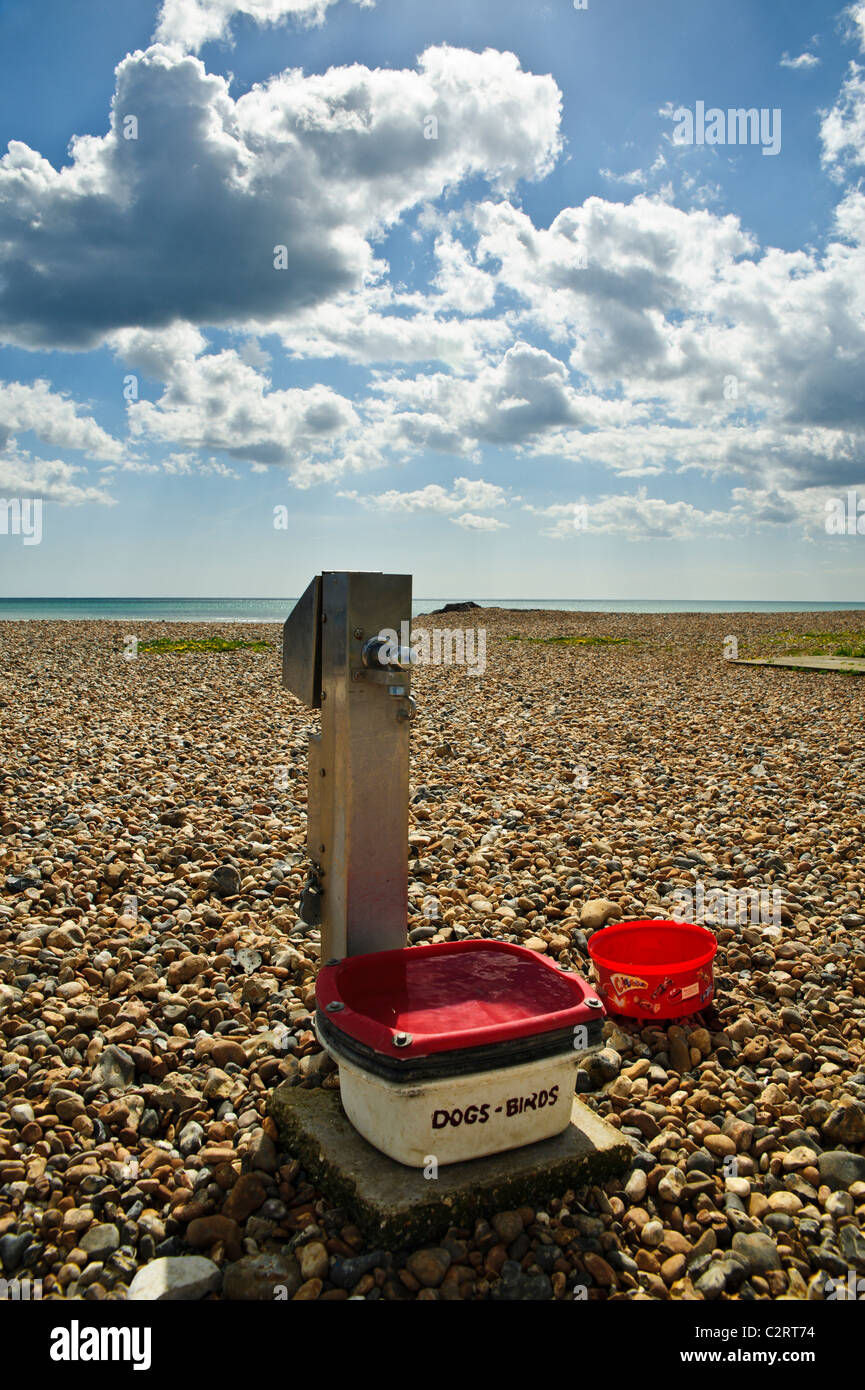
342 948 577 1033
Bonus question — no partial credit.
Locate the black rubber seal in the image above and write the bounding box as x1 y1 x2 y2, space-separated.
316 1009 603 1083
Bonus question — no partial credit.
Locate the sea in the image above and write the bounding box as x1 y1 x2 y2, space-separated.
0 598 863 621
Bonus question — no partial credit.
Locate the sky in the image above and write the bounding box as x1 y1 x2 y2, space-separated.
1 0 865 599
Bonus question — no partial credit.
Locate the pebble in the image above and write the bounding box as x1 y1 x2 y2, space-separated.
92 1045 135 1090
624 1169 647 1203
128 1256 222 1301
223 1254 302 1300
732 1233 780 1274
491 1211 524 1245
1 608 863 1302
297 1241 329 1282
406 1248 452 1288
80 1224 120 1261
587 1048 621 1087
580 899 620 930
657 1168 686 1204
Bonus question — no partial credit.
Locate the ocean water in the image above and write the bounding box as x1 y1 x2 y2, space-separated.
0 597 863 621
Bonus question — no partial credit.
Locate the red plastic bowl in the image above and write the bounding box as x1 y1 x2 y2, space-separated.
587 919 717 1020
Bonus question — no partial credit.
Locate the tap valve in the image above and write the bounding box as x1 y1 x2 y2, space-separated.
361 636 417 671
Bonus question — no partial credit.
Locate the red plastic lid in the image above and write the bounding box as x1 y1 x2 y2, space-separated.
316 939 604 1059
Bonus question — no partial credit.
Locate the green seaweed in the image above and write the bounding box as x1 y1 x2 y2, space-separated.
134 637 272 654
765 629 865 658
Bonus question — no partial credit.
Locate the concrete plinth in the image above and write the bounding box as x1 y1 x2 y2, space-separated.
269 1082 636 1246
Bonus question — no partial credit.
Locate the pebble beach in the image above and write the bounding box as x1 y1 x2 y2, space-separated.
1 607 865 1302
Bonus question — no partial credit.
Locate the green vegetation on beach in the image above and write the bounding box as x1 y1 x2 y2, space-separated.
768 631 865 659
135 637 273 654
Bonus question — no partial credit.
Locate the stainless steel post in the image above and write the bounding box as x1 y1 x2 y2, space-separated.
282 571 414 960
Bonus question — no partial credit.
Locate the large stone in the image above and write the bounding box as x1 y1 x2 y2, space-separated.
696 1261 733 1300
732 1232 780 1274
492 1211 524 1244
80 1223 120 1261
587 1048 621 1087
839 1225 865 1268
624 1169 647 1203
128 1256 222 1302
329 1251 388 1290
580 899 620 930
223 1254 302 1301
297 1241 330 1282
668 1032 691 1075
657 1168 686 1204
92 1044 135 1090
822 1101 865 1146
178 1120 205 1156
167 955 208 988
210 865 241 899
249 1130 279 1172
185 1215 242 1258
0 1234 28 1274
406 1247 452 1288
210 1039 247 1068
222 1173 266 1221
818 1150 865 1190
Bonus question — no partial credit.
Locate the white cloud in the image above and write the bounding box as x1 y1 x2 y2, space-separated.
155 0 373 52
820 63 865 173
340 475 510 516
0 44 561 350
127 344 359 471
110 325 209 378
527 489 732 541
451 511 507 531
780 51 820 70
820 4 865 173
845 2 865 51
0 444 116 504
162 450 240 476
403 192 865 499
272 285 511 367
0 379 124 461
3 16 864 545
599 166 648 186
366 343 638 461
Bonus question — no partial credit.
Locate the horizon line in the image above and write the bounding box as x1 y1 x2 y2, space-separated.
2 596 865 605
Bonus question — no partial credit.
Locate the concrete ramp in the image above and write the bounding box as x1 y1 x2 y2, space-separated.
730 655 865 674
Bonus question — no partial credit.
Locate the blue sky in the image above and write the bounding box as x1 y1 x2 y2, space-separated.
1 0 864 598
